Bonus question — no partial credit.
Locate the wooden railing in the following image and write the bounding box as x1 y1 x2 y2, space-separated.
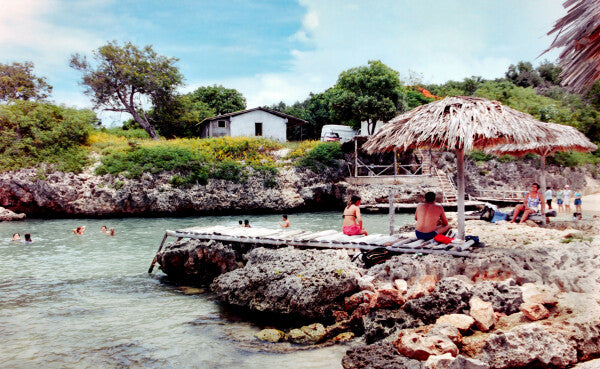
475 189 523 200
350 158 425 177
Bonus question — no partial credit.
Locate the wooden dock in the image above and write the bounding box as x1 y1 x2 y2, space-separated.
157 225 481 258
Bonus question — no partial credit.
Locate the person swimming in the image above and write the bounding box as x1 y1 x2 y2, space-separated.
11 233 21 241
279 214 290 228
23 233 33 243
73 226 86 235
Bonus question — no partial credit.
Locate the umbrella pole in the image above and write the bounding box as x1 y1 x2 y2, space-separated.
540 155 547 225
456 148 466 240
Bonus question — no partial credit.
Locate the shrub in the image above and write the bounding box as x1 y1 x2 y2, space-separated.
468 150 494 162
298 142 343 170
0 101 96 173
547 151 599 167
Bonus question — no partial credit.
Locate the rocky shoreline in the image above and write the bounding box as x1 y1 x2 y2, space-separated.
0 155 598 218
155 219 600 368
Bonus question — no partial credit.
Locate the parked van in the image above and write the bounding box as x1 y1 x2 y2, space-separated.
320 125 356 143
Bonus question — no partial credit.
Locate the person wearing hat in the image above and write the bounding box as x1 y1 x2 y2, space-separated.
563 185 572 213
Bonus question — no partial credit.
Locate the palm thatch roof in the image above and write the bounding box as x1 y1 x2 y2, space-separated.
363 96 550 154
544 0 600 92
486 122 598 156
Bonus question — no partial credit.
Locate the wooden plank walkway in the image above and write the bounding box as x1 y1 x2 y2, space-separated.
159 225 481 257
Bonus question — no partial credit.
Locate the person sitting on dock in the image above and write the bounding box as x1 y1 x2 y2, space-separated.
342 195 368 236
415 192 450 241
510 183 545 224
279 214 290 228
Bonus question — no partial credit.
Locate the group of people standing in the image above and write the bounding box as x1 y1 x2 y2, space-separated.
544 185 583 214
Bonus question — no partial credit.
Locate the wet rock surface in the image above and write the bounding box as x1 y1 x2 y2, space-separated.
156 239 244 285
210 247 362 319
0 206 25 221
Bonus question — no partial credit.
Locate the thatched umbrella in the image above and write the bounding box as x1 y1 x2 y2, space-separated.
487 122 597 223
544 0 600 92
363 96 551 239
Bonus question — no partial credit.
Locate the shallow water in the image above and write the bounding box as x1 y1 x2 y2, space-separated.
0 212 412 369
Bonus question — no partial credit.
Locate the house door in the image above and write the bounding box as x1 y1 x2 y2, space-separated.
255 122 263 136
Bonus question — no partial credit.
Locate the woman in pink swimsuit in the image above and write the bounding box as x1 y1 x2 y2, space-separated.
342 195 368 236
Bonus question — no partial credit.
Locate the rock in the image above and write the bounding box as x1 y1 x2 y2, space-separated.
299 323 326 343
345 290 374 311
519 302 550 321
435 314 475 332
527 292 558 306
0 206 26 221
357 275 376 291
369 288 405 309
333 310 349 322
393 325 459 361
429 324 462 345
331 332 354 342
394 279 408 294
211 247 362 319
425 353 455 369
0 167 345 216
426 354 488 369
476 323 577 368
469 297 497 332
287 329 307 343
363 308 423 344
342 342 424 369
407 274 438 300
255 329 285 343
157 239 242 284
572 358 600 368
472 279 523 315
404 277 473 324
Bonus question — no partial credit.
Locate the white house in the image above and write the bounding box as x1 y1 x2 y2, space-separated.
198 107 306 141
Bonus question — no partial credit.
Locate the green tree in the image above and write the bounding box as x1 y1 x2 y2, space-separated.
0 101 96 172
0 61 52 102
150 94 214 138
70 41 183 139
330 60 407 135
190 85 246 115
505 61 544 88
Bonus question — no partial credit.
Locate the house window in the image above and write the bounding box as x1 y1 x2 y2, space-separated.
255 122 263 136
217 120 226 128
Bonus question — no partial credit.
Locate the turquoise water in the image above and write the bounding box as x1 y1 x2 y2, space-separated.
0 212 412 368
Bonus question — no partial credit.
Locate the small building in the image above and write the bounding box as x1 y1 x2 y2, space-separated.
198 107 306 141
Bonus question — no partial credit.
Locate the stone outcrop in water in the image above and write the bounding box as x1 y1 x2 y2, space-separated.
0 206 25 221
156 239 245 285
210 247 362 319
154 217 600 368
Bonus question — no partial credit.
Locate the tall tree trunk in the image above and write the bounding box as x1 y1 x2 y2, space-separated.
130 109 159 140
367 119 374 135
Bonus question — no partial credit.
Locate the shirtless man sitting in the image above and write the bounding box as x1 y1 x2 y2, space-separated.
415 192 450 240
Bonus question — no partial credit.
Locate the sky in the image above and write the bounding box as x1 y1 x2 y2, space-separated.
0 0 567 126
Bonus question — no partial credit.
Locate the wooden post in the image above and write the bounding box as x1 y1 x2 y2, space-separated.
393 148 397 177
456 148 466 240
540 155 547 225
148 232 169 273
354 138 358 177
389 188 395 235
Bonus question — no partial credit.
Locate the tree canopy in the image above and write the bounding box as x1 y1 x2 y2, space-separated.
190 85 246 115
70 41 183 139
330 60 407 135
0 61 52 102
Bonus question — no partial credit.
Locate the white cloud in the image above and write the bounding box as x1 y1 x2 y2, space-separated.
200 0 567 109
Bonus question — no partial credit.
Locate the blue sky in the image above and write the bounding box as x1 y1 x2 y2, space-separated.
0 0 566 125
